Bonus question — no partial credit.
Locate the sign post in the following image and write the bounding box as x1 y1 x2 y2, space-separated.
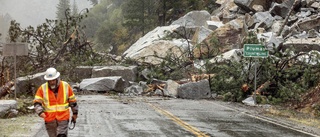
3 43 28 99
243 44 268 105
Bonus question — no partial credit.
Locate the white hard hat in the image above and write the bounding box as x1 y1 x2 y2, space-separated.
44 67 60 80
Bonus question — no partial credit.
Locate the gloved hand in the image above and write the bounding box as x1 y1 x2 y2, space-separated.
71 115 77 123
39 113 46 119
69 114 77 130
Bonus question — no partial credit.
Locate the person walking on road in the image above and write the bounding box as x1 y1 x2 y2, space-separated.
33 67 78 137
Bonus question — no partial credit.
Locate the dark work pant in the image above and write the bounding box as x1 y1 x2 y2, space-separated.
45 119 69 137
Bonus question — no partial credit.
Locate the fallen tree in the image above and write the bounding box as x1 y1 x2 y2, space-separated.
0 81 14 98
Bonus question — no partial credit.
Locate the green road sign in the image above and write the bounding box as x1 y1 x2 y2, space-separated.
243 44 269 57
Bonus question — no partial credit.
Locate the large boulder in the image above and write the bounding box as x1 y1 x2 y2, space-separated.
15 72 46 94
177 79 211 99
209 49 243 63
212 0 238 23
123 10 215 65
257 32 284 50
171 10 211 28
122 25 191 65
282 38 320 52
0 100 17 118
269 0 295 18
124 40 188 65
165 80 180 97
71 66 94 82
247 11 274 30
123 25 180 59
196 18 243 59
79 76 129 92
234 0 272 12
92 66 138 82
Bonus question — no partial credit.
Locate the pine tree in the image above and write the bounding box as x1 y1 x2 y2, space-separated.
0 13 12 43
56 0 71 20
123 0 158 35
72 0 79 16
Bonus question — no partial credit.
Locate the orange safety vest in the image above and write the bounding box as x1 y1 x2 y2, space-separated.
33 81 76 122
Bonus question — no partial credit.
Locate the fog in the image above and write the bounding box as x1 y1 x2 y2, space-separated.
0 0 92 28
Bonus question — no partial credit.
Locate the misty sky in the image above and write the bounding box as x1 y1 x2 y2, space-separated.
0 0 92 28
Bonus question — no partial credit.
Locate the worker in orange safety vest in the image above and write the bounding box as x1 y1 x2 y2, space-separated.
33 67 78 137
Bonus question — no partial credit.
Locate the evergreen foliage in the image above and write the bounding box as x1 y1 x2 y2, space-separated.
72 0 79 16
206 32 320 104
7 8 105 84
56 0 71 20
122 0 158 35
0 14 12 43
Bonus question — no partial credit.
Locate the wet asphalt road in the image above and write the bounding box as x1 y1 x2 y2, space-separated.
34 95 318 137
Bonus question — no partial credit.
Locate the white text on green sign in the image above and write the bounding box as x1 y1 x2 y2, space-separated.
244 44 268 57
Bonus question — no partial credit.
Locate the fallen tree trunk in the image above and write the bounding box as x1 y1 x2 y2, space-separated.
0 81 14 98
277 0 297 36
254 81 271 95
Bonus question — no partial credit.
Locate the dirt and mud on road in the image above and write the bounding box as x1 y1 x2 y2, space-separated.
1 94 320 137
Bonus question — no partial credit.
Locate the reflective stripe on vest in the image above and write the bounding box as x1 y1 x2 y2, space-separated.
34 95 43 104
42 81 69 112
